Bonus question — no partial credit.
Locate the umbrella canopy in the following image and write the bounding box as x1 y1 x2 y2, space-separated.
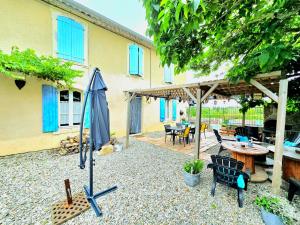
90 70 110 151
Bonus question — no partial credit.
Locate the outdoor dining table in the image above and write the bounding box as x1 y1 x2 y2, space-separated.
169 126 184 145
222 141 269 182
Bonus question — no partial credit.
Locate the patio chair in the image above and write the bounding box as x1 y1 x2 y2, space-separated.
213 129 233 155
164 124 172 143
200 123 208 139
178 127 191 147
207 155 250 208
189 127 195 142
287 178 300 202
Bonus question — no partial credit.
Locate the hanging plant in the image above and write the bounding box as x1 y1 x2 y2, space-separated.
238 95 267 114
0 46 82 87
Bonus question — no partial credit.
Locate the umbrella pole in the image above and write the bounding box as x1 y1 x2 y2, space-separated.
80 68 117 217
84 135 117 217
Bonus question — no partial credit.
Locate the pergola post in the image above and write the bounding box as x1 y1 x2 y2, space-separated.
272 79 288 194
125 92 135 148
242 113 246 127
194 89 202 159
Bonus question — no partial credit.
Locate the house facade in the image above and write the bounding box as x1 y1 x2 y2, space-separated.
0 0 188 156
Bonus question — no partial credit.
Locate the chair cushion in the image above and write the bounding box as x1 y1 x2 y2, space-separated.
237 174 245 189
236 135 249 142
284 140 297 147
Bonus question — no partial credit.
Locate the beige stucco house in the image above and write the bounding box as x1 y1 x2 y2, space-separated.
0 0 188 155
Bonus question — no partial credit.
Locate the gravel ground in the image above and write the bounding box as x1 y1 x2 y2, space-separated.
0 138 299 225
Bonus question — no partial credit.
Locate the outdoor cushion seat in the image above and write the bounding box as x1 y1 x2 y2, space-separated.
207 155 250 208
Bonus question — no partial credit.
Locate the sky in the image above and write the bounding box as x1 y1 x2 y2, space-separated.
74 0 148 37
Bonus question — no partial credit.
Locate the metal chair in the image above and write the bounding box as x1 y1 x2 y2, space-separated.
164 124 172 143
189 127 196 142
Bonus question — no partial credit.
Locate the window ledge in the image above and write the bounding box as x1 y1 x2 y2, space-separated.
54 126 81 135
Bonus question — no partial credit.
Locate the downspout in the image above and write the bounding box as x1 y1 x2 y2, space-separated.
150 49 152 88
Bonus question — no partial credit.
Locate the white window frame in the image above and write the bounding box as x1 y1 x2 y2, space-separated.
51 11 89 66
165 100 170 120
58 90 83 128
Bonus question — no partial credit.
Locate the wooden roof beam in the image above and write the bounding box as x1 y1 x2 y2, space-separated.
250 79 279 103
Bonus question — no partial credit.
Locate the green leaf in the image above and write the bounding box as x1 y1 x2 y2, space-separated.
158 10 165 20
200 0 206 12
259 52 269 69
160 0 168 7
175 2 183 22
183 5 189 19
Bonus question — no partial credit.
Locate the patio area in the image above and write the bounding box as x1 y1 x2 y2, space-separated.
134 131 217 159
0 137 299 225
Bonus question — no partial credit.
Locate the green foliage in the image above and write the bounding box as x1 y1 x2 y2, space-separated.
238 95 267 114
286 98 300 113
183 159 204 174
255 196 293 225
187 106 264 122
142 0 300 82
0 47 82 87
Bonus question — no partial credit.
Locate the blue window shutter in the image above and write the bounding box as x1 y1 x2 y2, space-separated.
42 85 58 132
160 98 166 122
84 92 90 128
71 20 84 63
138 47 143 76
57 16 72 60
172 100 177 121
129 45 139 75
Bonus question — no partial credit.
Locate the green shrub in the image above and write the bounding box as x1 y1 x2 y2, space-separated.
183 159 204 174
255 196 293 225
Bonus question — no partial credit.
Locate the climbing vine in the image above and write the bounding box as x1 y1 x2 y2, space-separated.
0 47 82 87
237 95 267 114
142 0 300 82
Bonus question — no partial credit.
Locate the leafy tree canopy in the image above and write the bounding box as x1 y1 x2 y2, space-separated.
142 0 300 82
0 47 82 87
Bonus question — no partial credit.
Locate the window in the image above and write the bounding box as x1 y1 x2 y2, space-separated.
129 44 143 76
73 91 81 125
60 90 69 126
164 64 174 83
59 90 82 126
57 16 84 63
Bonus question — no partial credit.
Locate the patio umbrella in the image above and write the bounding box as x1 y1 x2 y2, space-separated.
79 68 117 217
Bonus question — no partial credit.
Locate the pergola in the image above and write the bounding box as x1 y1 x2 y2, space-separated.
124 71 289 194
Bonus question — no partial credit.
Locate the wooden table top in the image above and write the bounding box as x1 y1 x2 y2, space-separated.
222 141 269 156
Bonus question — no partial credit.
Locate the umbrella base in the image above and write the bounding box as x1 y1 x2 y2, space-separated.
83 185 117 217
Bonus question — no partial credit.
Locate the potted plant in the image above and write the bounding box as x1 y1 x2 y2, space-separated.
183 159 204 187
255 196 293 225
